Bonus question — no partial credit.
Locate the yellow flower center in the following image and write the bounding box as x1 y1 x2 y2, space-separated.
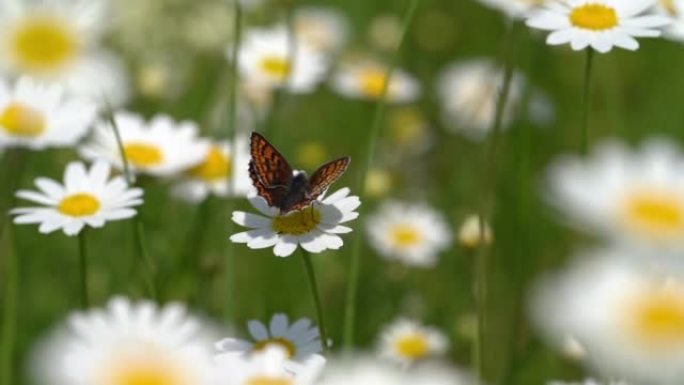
57 193 100 217
569 4 619 31
395 333 430 359
252 338 297 358
624 286 684 350
272 208 321 235
260 56 292 80
188 146 230 181
9 14 80 73
390 224 422 248
103 356 185 385
246 376 293 385
359 69 389 99
622 190 684 240
0 102 46 137
124 142 164 167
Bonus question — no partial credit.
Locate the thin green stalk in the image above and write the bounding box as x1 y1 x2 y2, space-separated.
581 48 595 154
0 226 18 385
343 0 421 349
475 20 520 383
0 149 27 242
78 229 90 309
103 103 158 300
300 249 329 354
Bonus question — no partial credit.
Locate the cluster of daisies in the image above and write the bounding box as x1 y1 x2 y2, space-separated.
28 296 468 385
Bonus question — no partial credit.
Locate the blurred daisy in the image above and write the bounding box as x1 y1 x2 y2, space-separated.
11 161 142 236
216 313 322 361
31 296 215 385
172 136 252 203
295 7 349 53
548 380 631 385
364 168 393 198
526 0 670 53
377 318 449 365
477 0 549 18
387 107 434 156
547 139 684 253
458 214 494 249
531 251 684 385
0 0 129 104
230 187 360 257
367 14 402 52
319 358 473 385
366 201 452 268
655 0 684 42
215 346 325 385
332 59 421 103
232 26 328 93
80 112 208 177
437 59 552 141
0 76 96 150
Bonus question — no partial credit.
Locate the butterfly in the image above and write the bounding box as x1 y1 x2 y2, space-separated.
249 132 351 214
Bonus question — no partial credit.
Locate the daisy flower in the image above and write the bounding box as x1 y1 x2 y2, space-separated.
171 136 252 203
230 187 361 257
232 26 328 94
80 111 209 177
216 313 322 362
458 214 494 249
0 0 129 105
531 251 684 385
655 0 684 42
366 201 452 268
0 76 96 150
331 59 421 103
547 138 684 255
215 346 325 385
11 160 142 236
548 380 631 385
294 7 349 53
477 0 550 18
377 318 449 365
526 0 670 53
30 296 216 385
319 358 473 385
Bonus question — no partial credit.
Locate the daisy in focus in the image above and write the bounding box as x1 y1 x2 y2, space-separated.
230 187 360 257
215 346 325 385
0 0 129 104
0 76 97 150
11 160 142 236
377 318 449 366
80 112 209 177
547 139 684 254
31 296 215 385
172 136 252 203
531 251 684 385
216 313 322 361
332 59 421 103
477 0 549 19
526 0 670 53
232 26 328 94
366 201 452 268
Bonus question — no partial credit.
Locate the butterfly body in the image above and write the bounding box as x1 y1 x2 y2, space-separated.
249 132 350 214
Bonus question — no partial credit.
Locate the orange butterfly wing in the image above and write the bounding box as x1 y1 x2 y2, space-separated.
249 133 293 207
305 157 351 199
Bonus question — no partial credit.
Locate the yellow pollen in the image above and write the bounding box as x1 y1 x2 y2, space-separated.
57 193 100 217
622 191 684 239
260 56 292 79
124 142 164 167
272 208 321 235
569 4 619 31
359 70 389 98
246 376 292 385
390 224 422 248
0 102 46 137
188 146 230 181
10 15 80 73
107 359 183 385
625 288 684 350
252 338 297 358
395 333 430 359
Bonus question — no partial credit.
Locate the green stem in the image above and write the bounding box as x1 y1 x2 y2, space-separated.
475 20 520 383
300 249 329 354
0 226 18 385
78 229 90 309
581 48 595 155
343 0 421 349
103 102 158 301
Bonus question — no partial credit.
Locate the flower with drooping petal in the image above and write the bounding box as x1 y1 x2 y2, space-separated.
11 160 142 236
216 313 321 362
377 318 449 366
230 187 360 257
526 0 670 53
